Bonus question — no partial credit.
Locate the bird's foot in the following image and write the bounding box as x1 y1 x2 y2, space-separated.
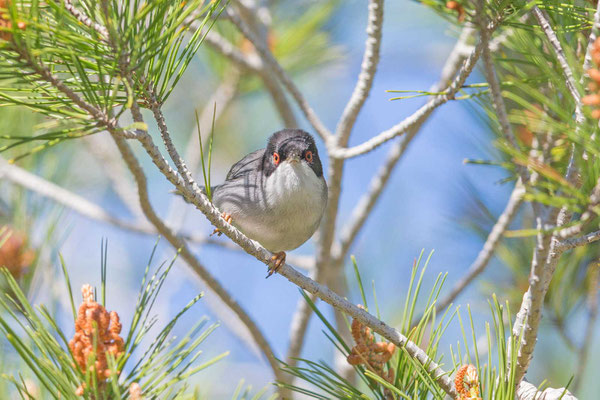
266 251 286 278
211 212 232 236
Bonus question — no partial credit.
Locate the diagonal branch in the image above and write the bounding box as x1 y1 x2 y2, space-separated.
0 157 154 235
531 6 583 124
225 7 333 142
167 68 240 232
329 35 485 159
436 180 525 312
110 134 287 384
478 1 518 148
286 0 385 369
61 0 109 39
556 229 600 251
335 0 383 144
83 134 145 220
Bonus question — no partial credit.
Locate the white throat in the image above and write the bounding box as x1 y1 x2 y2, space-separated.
265 160 324 207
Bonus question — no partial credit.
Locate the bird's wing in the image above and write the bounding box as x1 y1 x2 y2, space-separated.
225 149 265 181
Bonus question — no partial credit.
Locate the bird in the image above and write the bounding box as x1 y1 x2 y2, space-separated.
210 128 328 277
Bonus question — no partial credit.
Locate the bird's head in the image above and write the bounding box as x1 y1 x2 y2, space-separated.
262 129 323 178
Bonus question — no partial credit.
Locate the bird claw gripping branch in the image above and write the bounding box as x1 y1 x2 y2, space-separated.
69 284 125 396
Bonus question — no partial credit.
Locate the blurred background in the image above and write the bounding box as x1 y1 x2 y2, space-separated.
1 0 598 398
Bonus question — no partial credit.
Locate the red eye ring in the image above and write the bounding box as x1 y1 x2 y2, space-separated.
273 152 280 165
305 150 313 162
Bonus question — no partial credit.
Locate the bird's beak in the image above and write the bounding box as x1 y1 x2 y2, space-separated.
287 154 301 163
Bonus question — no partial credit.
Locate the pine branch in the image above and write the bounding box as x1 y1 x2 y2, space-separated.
478 0 518 148
436 180 525 312
286 0 385 371
531 6 583 125
84 134 145 220
110 134 288 385
335 0 383 144
167 68 241 231
0 157 154 234
61 0 108 40
517 381 576 400
225 7 333 142
556 229 600 251
329 32 485 159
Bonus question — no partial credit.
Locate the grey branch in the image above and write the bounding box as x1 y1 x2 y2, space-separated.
330 35 485 159
62 0 109 39
204 30 262 71
335 23 482 264
232 1 298 128
0 158 154 235
436 180 525 312
168 69 240 232
0 156 252 251
111 134 287 384
478 1 518 148
125 123 458 396
84 134 145 220
226 8 333 142
517 381 577 400
335 0 383 144
556 229 600 252
286 0 385 369
203 31 297 127
511 212 556 384
532 6 584 124
280 263 457 396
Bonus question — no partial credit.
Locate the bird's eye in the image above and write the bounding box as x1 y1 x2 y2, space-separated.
305 151 313 162
273 152 280 165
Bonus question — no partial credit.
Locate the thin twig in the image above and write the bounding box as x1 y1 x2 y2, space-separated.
111 134 287 384
0 157 154 234
330 36 485 159
556 229 600 252
517 381 577 400
0 155 260 251
167 68 240 232
232 0 298 128
531 6 584 124
335 0 383 144
436 180 525 312
226 8 333 142
478 0 518 148
572 265 599 392
84 134 145 220
61 0 109 39
286 0 385 368
204 30 262 71
334 22 484 267
511 210 556 384
143 86 199 189
259 70 298 127
333 125 416 262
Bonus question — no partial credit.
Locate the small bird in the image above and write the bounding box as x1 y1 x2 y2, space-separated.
211 129 328 277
